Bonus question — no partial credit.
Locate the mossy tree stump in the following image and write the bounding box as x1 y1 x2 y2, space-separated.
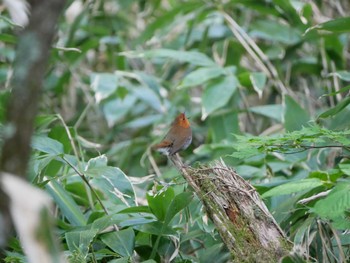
169 155 292 262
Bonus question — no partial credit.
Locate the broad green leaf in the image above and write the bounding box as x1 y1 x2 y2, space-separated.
101 227 135 257
121 49 216 67
339 163 350 176
147 187 175 222
262 178 324 198
317 97 350 119
90 73 118 103
164 192 193 225
45 180 86 226
312 183 350 220
180 67 225 88
209 111 240 143
32 136 64 155
284 95 310 131
307 16 350 34
202 75 238 119
65 229 98 257
87 160 136 209
102 95 137 127
250 20 301 45
136 221 176 236
132 85 163 112
249 104 283 122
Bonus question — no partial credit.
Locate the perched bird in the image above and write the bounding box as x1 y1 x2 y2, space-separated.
152 113 192 156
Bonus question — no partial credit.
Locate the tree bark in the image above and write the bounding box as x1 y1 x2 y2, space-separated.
169 155 292 262
0 0 66 250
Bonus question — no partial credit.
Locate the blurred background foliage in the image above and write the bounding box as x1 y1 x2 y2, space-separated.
1 0 350 262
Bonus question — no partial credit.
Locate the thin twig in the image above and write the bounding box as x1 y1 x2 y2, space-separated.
62 156 119 231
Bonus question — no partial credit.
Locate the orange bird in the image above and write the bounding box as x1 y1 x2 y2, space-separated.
152 113 192 155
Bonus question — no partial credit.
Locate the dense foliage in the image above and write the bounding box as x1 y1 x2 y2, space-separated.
1 0 350 262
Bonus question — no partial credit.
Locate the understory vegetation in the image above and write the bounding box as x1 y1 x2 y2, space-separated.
1 0 350 262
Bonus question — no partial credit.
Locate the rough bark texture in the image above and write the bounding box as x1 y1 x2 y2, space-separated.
0 0 66 250
169 155 292 262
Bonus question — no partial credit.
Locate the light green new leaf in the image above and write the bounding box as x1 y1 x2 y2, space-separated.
180 67 225 88
202 75 238 119
101 227 135 257
262 178 324 198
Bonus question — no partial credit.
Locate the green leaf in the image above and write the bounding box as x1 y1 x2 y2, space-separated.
307 16 350 34
164 192 193 225
32 136 64 155
339 163 350 176
65 229 98 257
87 157 136 209
317 97 350 119
262 178 324 198
202 75 238 119
102 95 137 126
312 183 350 220
209 111 240 143
101 227 135 257
328 71 350 82
121 49 216 67
284 95 310 131
90 73 118 103
250 72 267 97
180 67 225 88
249 104 283 122
147 187 175 222
45 180 87 226
250 20 301 45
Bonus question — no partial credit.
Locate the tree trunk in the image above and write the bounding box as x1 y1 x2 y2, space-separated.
0 0 65 252
169 155 292 262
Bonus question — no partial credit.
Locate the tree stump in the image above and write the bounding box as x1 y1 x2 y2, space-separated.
169 155 292 262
